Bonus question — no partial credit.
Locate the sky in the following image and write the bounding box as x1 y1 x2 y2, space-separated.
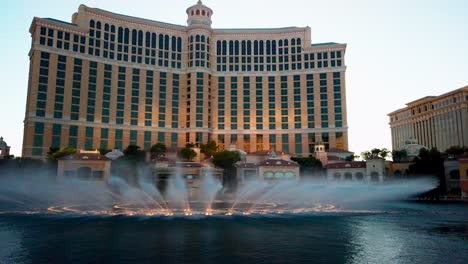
0 0 467 157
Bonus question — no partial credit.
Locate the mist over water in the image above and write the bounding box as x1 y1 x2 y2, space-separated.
0 164 440 217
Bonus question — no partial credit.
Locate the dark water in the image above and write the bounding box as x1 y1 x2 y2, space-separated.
1 202 467 264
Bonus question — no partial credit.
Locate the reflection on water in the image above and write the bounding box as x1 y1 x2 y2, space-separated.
0 203 467 264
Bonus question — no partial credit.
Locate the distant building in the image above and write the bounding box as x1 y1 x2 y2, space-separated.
57 150 111 182
23 1 348 158
236 152 299 184
388 86 468 151
0 137 11 159
326 158 386 182
459 158 468 199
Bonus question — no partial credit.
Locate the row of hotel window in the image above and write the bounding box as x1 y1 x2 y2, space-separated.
392 95 468 121
38 24 343 71
35 52 343 129
31 122 342 156
216 74 343 129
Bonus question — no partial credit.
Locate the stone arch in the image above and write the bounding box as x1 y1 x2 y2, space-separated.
344 172 352 180
333 172 341 180
370 172 379 182
355 172 364 180
196 9 200 15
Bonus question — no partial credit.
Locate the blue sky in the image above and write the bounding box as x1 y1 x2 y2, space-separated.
1 0 467 156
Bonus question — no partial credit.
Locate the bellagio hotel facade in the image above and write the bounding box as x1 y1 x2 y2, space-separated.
22 1 348 158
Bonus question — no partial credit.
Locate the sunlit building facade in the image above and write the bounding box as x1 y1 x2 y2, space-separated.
388 86 468 151
23 1 348 158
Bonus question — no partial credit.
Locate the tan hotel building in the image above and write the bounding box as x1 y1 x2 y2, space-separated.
388 86 468 151
22 1 348 158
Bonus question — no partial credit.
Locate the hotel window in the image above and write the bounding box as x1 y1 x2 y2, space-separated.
115 129 123 150
282 134 289 153
333 72 343 128
100 128 109 150
319 73 329 128
116 67 126 125
69 125 78 149
70 58 82 121
130 130 137 146
36 52 49 117
32 122 44 156
86 61 97 122
51 124 61 148
130 69 140 126
308 133 316 153
102 64 112 123
85 127 94 150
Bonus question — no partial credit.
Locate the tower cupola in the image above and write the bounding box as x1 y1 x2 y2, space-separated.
186 0 213 28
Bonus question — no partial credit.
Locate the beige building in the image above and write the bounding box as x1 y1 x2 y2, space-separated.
57 149 111 182
388 86 468 151
23 1 348 158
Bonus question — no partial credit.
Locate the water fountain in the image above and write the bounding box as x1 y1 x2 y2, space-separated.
0 160 438 217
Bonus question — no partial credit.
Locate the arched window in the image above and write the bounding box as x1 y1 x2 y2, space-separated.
110 25 115 33
191 10 194 16
344 172 352 180
355 172 364 180
291 38 296 46
131 29 137 45
216 41 221 55
104 23 109 31
159 34 164 49
145 32 151 47
171 36 177 51
96 21 101 30
279 40 283 47
117 27 123 43
151 33 157 48
202 10 206 16
138 30 143 46
196 35 201 42
272 40 277 55
264 172 274 180
124 28 130 44
222 40 227 55
201 35 205 43
229 40 234 55
333 172 341 180
274 172 284 179
89 20 95 28
177 37 182 52
284 39 289 46
284 172 295 179
247 40 252 55
259 40 264 55
241 40 246 55
164 35 169 50
266 40 271 55
234 40 239 55
254 40 259 55
296 38 301 45
196 10 200 15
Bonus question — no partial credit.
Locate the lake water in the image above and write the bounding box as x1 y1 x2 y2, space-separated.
0 202 467 264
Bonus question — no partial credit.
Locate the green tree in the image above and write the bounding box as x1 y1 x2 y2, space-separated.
123 145 146 162
200 140 218 158
290 156 324 178
408 147 445 198
361 148 390 160
178 144 197 161
445 146 466 158
392 149 408 162
149 143 167 159
47 147 77 161
212 150 241 189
